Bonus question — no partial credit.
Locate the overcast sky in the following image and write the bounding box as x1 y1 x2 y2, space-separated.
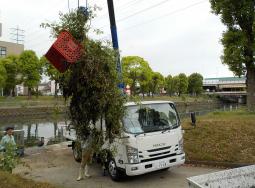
0 0 234 78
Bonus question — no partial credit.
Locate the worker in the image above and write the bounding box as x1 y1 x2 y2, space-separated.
0 127 16 152
77 131 94 181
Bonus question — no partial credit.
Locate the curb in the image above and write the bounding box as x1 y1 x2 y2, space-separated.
185 160 254 168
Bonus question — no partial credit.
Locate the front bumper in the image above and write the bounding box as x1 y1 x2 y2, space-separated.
125 153 185 176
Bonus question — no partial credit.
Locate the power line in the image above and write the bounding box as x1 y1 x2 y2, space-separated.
118 0 172 22
94 0 143 21
21 0 66 35
10 26 25 44
110 0 207 35
99 0 172 29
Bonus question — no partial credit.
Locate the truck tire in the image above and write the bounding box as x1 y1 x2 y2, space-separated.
72 142 82 163
108 158 124 181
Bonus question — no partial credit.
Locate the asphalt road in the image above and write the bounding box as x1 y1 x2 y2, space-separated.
15 143 220 188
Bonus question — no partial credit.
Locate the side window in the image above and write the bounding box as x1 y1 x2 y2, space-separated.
0 47 6 57
169 103 180 127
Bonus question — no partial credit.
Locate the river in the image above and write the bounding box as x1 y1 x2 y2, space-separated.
0 102 240 148
0 116 69 147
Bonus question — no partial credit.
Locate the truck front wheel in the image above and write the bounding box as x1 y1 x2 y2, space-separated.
108 159 124 181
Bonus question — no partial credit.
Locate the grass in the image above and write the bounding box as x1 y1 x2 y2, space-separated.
183 110 255 164
0 171 58 188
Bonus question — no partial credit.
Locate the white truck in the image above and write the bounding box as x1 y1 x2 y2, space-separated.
64 101 185 181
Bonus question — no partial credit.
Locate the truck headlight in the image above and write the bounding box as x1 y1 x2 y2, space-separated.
126 146 139 164
177 138 184 154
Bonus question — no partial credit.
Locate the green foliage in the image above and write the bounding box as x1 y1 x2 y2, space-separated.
149 72 164 96
172 76 180 95
177 73 188 95
122 56 153 96
44 9 125 145
40 6 96 41
0 55 21 96
165 74 179 96
0 143 19 173
0 61 7 89
19 50 42 95
209 0 255 110
188 73 203 96
221 29 246 76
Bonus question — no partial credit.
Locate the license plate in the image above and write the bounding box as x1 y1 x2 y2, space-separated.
158 161 167 168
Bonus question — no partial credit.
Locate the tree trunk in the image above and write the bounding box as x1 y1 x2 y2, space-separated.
36 86 39 99
244 24 255 111
131 82 136 96
28 88 31 99
27 124 31 140
12 87 15 97
246 68 255 111
54 81 58 98
54 122 57 138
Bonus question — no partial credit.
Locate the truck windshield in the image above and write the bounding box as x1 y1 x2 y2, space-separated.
123 103 179 134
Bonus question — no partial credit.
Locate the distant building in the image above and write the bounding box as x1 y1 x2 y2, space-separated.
203 77 246 92
16 84 28 96
38 82 52 95
0 40 24 58
38 81 60 96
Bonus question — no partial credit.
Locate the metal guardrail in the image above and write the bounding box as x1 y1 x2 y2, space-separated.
178 104 242 119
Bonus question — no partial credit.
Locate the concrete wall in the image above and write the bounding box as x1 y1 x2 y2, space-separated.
0 40 24 56
0 106 67 118
0 101 222 118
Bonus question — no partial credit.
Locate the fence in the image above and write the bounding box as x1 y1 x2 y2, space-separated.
178 103 243 119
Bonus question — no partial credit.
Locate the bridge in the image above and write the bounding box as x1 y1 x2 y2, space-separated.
203 77 246 103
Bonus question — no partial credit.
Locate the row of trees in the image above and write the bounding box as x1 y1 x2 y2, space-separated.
0 51 59 97
122 56 203 97
0 51 42 97
0 53 203 98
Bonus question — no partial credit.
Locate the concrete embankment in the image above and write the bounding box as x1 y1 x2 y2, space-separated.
0 106 67 118
0 100 222 118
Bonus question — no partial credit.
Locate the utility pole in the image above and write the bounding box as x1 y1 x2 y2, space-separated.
10 26 24 44
107 0 123 90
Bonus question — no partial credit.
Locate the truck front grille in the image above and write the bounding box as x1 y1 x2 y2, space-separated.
140 153 177 163
149 151 170 157
147 146 171 152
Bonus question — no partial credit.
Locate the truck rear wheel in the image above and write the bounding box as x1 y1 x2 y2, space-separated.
72 142 82 163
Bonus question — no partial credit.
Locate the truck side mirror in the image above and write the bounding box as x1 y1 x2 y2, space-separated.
190 112 196 127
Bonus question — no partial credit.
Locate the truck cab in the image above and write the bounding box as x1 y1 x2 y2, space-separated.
64 101 185 180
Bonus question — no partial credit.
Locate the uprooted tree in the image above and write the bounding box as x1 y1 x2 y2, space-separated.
210 0 255 111
42 8 125 151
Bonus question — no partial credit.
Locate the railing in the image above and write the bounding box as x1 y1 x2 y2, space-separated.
178 104 243 119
